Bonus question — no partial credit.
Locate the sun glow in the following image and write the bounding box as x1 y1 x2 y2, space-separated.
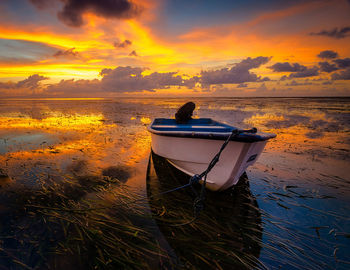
0 0 349 97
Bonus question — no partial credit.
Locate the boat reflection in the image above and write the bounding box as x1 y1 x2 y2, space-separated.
146 151 264 269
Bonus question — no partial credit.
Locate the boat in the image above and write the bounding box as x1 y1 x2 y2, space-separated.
148 117 276 191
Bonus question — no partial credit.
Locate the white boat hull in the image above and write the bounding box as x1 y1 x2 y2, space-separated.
150 133 267 191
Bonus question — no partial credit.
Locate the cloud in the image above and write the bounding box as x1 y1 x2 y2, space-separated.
288 66 319 78
310 26 350 39
1 67 196 96
46 78 101 95
279 75 288 81
318 61 338 73
333 58 350 69
237 83 248 88
114 39 132 48
99 66 189 92
17 74 49 89
0 74 49 96
53 47 79 58
0 74 49 90
257 83 268 91
331 68 350 80
96 66 199 93
260 76 271 82
269 61 319 78
128 50 138 57
200 56 271 86
285 79 312 86
317 50 338 59
0 81 16 90
182 76 200 88
269 62 306 72
31 0 141 27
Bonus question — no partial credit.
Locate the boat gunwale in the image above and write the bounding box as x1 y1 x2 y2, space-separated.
148 118 276 143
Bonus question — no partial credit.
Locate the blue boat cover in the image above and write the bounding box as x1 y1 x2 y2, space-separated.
148 118 276 142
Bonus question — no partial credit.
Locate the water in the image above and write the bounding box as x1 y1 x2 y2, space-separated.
0 97 349 269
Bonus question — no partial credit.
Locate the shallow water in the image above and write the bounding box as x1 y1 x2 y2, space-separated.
0 97 349 269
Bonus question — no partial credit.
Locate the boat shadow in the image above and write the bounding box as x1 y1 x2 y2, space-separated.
146 151 264 269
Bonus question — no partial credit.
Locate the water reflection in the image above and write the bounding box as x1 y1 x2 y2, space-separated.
147 152 263 269
0 97 349 269
0 102 152 188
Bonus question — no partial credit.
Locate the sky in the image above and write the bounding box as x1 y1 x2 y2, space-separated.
0 0 349 98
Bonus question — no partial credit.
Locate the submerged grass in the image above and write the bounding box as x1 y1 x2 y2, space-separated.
0 170 167 270
0 152 267 270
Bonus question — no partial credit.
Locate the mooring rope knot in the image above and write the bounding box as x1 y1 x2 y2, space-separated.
189 174 201 185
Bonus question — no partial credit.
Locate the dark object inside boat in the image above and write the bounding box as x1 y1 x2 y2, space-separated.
175 102 195 124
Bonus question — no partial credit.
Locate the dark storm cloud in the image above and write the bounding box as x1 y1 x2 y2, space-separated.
317 50 338 59
114 39 132 48
200 56 271 86
30 0 141 27
333 58 350 69
318 62 338 73
0 74 48 90
128 50 138 57
53 47 79 57
269 62 306 72
59 0 140 27
288 67 319 78
331 68 350 80
310 26 350 39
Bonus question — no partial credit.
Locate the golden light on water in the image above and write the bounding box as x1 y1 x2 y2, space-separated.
140 117 151 125
0 113 113 131
244 113 285 127
0 108 153 187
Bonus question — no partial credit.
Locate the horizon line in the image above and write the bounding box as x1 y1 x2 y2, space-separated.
1 96 350 100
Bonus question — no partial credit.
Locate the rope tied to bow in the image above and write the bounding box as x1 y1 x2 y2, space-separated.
191 129 240 217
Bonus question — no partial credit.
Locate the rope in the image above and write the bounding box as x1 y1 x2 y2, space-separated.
191 129 240 220
170 128 244 226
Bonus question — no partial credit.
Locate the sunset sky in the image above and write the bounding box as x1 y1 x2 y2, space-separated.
0 0 350 97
